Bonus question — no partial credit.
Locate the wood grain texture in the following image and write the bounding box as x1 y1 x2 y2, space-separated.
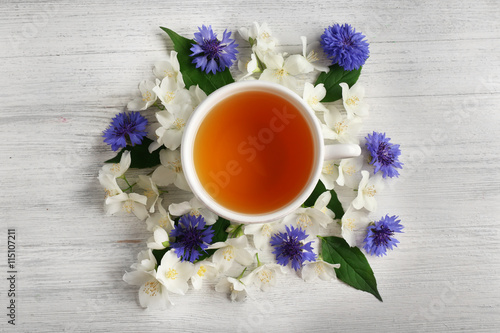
1 0 499 332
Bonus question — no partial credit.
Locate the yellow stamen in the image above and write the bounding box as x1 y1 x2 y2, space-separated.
190 208 201 217
258 270 274 284
343 218 355 231
104 188 119 199
308 96 319 106
261 224 272 237
297 214 312 229
167 159 182 173
158 217 170 228
344 165 356 176
260 32 271 40
274 68 286 79
123 200 133 214
143 280 160 296
197 265 207 277
223 247 234 261
166 268 178 280
144 189 156 198
364 185 376 197
307 50 319 62
164 91 175 103
334 121 348 135
142 91 153 102
322 163 336 175
172 118 186 130
345 95 360 106
314 263 325 275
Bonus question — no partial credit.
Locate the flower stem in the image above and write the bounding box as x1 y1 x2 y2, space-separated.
119 175 136 192
236 267 247 280
154 100 165 110
230 224 244 238
254 53 266 71
256 253 262 267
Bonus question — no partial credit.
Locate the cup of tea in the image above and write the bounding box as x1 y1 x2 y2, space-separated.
181 81 360 224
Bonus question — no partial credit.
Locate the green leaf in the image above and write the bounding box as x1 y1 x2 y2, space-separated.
152 247 169 266
315 64 362 102
196 217 231 261
104 138 160 169
321 236 382 302
303 180 345 219
160 27 234 95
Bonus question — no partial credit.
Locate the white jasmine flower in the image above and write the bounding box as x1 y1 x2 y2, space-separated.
253 22 276 47
123 250 172 310
147 122 163 153
156 250 195 295
153 51 184 87
215 276 249 302
147 226 170 250
239 22 277 51
209 236 254 273
352 170 384 212
137 175 160 213
101 150 131 178
168 197 218 225
251 44 273 68
320 160 340 190
313 191 336 220
151 149 190 191
145 198 175 232
238 53 260 80
243 221 280 251
127 80 158 111
303 82 329 112
336 156 364 188
283 206 333 237
152 77 191 112
241 263 285 292
341 205 370 247
137 276 171 310
105 192 149 220
238 24 254 41
340 82 369 119
300 36 330 72
190 260 218 290
322 105 362 144
98 171 123 199
130 249 157 274
259 53 310 91
155 103 193 150
188 84 207 106
301 260 340 282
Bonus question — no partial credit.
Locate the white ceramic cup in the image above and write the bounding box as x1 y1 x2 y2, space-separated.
181 81 360 224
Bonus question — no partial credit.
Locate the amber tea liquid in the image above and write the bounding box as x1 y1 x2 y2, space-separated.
193 90 314 214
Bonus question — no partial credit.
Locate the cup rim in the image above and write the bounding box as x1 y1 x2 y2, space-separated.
181 81 324 224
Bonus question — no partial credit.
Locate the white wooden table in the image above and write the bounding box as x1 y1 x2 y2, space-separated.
1 0 499 332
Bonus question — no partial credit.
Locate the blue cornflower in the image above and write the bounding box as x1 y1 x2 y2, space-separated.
365 131 403 178
363 215 403 257
169 214 214 262
190 25 238 74
320 23 369 71
102 112 148 151
270 226 316 271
